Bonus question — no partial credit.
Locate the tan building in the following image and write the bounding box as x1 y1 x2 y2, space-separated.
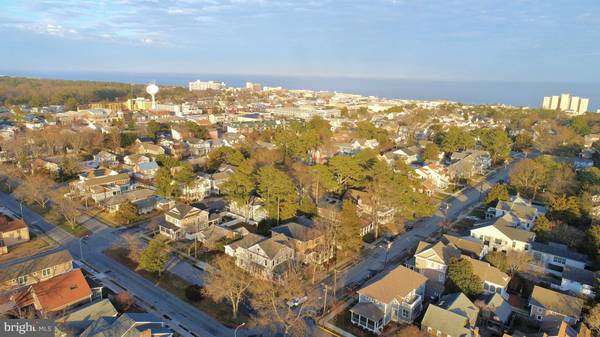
0 250 74 293
0 217 30 254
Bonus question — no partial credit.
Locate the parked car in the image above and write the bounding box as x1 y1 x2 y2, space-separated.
287 296 308 308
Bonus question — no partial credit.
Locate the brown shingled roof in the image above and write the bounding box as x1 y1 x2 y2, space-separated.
358 266 427 303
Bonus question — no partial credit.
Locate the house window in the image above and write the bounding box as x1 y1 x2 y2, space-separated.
524 244 529 251
537 307 543 313
536 315 542 321
17 275 27 285
512 241 516 248
437 331 442 337
41 268 51 278
495 238 503 245
483 283 489 290
401 308 410 318
489 284 496 292
427 327 432 333
553 256 566 265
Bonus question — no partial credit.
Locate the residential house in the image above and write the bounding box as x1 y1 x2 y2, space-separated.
486 194 544 230
93 151 118 167
448 149 492 180
133 161 159 181
72 169 134 203
440 234 487 259
56 298 118 329
159 204 209 240
209 171 233 195
531 242 588 277
180 176 212 202
414 164 450 195
30 269 93 317
271 222 331 265
529 286 583 326
136 142 165 156
343 189 395 226
317 195 374 237
103 188 160 214
227 234 295 281
123 154 150 166
350 266 427 334
79 312 173 337
228 199 268 222
557 266 596 299
0 217 30 255
463 255 510 299
171 125 194 140
421 293 480 337
479 293 513 334
0 250 74 293
393 146 419 164
412 240 461 297
470 214 535 252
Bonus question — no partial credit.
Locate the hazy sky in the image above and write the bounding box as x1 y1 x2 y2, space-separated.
1 0 599 81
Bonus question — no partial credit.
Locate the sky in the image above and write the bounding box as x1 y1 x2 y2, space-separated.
1 0 600 82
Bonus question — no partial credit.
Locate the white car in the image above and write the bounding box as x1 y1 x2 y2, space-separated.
286 296 308 308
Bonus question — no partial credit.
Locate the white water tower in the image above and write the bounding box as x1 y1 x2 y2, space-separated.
146 83 159 110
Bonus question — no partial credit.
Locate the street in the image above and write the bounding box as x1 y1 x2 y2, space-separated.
0 193 233 337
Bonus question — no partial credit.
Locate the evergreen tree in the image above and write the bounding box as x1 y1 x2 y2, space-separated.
257 165 297 223
139 236 169 277
447 257 483 299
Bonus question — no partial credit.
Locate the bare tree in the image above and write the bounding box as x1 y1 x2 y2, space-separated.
122 233 143 263
203 256 253 319
14 174 52 208
250 267 317 337
50 187 80 229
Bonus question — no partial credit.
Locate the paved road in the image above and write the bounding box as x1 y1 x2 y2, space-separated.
0 193 234 337
317 158 520 308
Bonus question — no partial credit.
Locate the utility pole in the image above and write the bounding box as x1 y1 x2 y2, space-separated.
332 269 337 306
322 285 328 317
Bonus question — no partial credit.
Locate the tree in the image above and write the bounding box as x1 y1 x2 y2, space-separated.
439 127 475 153
587 302 600 333
138 236 169 277
587 225 600 261
147 120 161 139
122 233 142 263
185 121 208 138
328 155 364 190
533 215 553 243
480 128 512 164
422 143 440 162
446 257 482 299
174 164 196 186
250 268 316 337
64 97 79 111
310 164 338 200
221 159 256 218
335 200 363 256
484 184 509 206
514 133 533 153
508 158 546 200
112 292 134 312
58 156 80 181
114 201 138 225
485 251 531 275
51 188 80 229
14 174 52 208
257 166 297 224
203 256 253 319
155 167 178 197
570 115 591 136
548 194 582 226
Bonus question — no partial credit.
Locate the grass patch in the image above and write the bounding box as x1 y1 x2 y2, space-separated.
25 202 91 237
0 233 54 264
468 207 486 219
104 246 248 327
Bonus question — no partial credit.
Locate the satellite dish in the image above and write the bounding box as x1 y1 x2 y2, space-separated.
146 83 159 109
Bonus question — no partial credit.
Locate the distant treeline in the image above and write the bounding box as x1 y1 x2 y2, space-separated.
0 76 146 108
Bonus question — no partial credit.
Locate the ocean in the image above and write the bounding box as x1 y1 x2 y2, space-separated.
2 70 599 111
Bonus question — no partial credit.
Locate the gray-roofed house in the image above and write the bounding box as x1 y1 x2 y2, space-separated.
349 266 427 334
104 188 160 214
463 255 511 299
479 293 513 334
441 234 488 259
270 222 331 265
230 234 295 281
529 286 583 326
421 292 479 337
133 161 159 180
531 242 588 278
159 203 209 240
56 299 118 334
486 194 544 230
470 214 535 253
79 312 173 337
413 240 461 297
558 266 596 299
0 249 74 293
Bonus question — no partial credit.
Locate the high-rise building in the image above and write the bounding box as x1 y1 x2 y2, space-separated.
550 96 560 110
542 93 590 115
559 93 572 111
542 96 552 109
188 80 226 91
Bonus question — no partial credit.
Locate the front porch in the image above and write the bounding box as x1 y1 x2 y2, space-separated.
350 302 385 334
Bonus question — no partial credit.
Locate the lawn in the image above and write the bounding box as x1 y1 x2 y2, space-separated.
104 246 248 327
0 233 54 264
26 202 91 237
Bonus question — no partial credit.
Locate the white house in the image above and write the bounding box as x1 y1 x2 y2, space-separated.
531 242 588 277
470 214 535 253
486 194 544 230
557 266 596 299
529 286 583 325
350 266 427 334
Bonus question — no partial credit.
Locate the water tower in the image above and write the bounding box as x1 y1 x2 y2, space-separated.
146 83 159 110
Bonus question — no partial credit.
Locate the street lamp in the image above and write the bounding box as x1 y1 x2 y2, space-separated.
234 322 245 337
383 241 392 270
